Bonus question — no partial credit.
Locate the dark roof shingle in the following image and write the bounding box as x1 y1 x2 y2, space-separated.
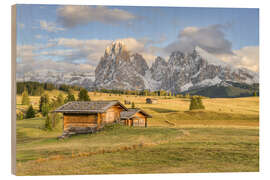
54 100 127 113
120 108 152 119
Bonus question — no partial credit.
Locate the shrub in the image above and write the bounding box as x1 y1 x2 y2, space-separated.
189 96 205 110
16 112 24 120
25 105 35 118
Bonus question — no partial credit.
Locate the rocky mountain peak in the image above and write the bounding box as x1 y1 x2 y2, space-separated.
105 40 128 57
95 41 149 90
95 42 258 93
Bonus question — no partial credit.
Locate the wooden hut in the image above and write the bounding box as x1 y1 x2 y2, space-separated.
146 98 157 104
120 108 152 127
54 100 128 135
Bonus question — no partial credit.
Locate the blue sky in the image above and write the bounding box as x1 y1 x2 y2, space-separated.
16 4 259 75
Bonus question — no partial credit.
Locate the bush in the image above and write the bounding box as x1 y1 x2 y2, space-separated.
189 96 205 110
25 105 35 118
16 112 24 120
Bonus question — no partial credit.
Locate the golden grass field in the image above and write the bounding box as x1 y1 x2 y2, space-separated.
15 91 259 175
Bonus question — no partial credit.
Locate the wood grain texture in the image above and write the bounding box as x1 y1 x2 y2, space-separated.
11 4 17 175
63 114 97 131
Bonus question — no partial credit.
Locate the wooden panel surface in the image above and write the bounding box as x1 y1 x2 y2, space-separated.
103 105 124 123
63 114 97 130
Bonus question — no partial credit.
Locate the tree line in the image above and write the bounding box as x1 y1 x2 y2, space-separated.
96 88 179 97
18 88 91 130
17 81 83 96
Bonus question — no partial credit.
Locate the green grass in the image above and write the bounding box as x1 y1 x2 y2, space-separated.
15 93 259 175
16 123 259 175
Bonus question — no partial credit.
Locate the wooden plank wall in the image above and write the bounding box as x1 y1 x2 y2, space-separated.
132 112 146 127
63 114 97 131
103 105 124 123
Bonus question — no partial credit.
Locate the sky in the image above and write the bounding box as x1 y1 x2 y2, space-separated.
16 4 259 77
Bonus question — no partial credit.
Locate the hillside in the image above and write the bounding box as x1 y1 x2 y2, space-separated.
15 91 259 175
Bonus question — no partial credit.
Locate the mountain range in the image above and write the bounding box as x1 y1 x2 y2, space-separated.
18 41 259 97
95 41 259 95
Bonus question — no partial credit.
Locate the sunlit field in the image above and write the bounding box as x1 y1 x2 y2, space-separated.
15 91 259 175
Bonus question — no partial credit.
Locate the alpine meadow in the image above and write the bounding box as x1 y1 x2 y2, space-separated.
14 5 259 175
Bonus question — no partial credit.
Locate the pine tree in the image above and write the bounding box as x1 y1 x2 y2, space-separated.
41 103 50 117
57 93 65 105
254 91 257 96
45 114 52 130
65 90 76 103
25 105 35 118
131 102 135 108
78 89 91 101
21 89 30 105
189 96 205 110
197 97 205 109
39 94 49 112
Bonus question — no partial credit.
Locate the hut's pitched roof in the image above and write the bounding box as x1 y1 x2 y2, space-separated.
54 100 127 114
120 108 152 119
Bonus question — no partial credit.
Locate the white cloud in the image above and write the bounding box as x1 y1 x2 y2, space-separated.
57 5 137 27
217 46 259 72
39 20 65 32
165 24 232 55
17 59 95 75
48 37 157 64
16 36 160 77
17 45 37 63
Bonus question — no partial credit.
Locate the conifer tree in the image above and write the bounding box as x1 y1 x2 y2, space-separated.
25 105 35 118
45 114 52 130
57 93 65 105
41 103 50 117
65 90 76 103
21 89 30 105
78 89 91 101
39 94 49 112
189 96 205 110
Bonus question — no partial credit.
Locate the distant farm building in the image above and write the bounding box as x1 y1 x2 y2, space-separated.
54 100 151 136
120 108 152 127
124 100 131 104
146 98 157 104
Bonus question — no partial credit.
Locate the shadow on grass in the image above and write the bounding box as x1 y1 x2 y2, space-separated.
147 107 179 113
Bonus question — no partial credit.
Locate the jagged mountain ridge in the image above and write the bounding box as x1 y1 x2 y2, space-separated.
17 71 95 88
95 41 150 90
18 41 259 95
94 41 259 93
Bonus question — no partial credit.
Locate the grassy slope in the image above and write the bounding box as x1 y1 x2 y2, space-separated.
185 85 257 98
15 92 259 175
